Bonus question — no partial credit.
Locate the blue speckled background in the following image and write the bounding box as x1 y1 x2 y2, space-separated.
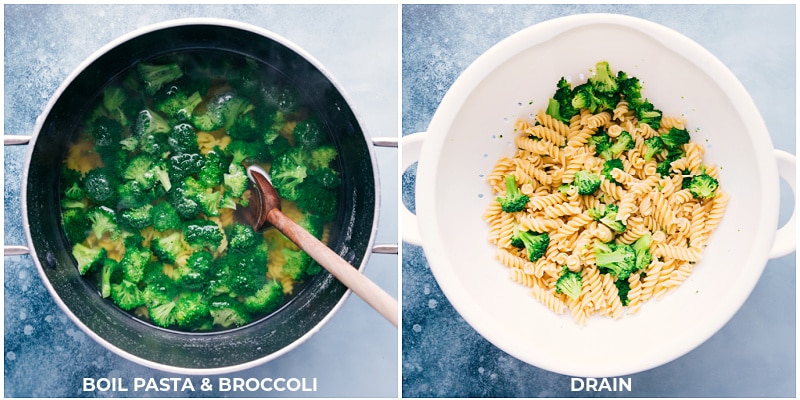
401 4 795 398
4 4 398 398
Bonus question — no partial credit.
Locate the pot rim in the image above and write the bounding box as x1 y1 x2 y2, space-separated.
20 17 381 374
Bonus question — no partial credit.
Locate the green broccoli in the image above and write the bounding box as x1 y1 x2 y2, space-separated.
173 292 210 328
209 298 251 328
223 162 248 198
151 231 188 264
148 300 178 327
660 127 691 149
119 204 153 231
183 219 224 251
601 158 625 183
83 168 119 207
571 83 599 113
308 145 338 170
546 77 579 124
643 135 665 161
110 279 146 311
167 180 200 220
512 229 549 262
281 248 313 280
100 258 119 298
133 108 172 138
572 170 602 195
137 61 184 96
197 148 228 188
61 207 90 244
555 267 583 300
496 174 529 213
634 101 663 130
269 149 308 201
120 244 151 283
150 201 182 232
295 183 338 223
587 131 613 160
89 116 124 150
608 131 634 157
632 233 653 272
72 242 107 275
156 90 203 122
102 86 130 126
242 279 284 315
685 173 719 200
167 123 200 154
594 240 637 280
293 117 328 149
615 278 632 306
167 152 205 182
588 203 626 233
227 222 261 252
87 206 120 240
588 61 618 94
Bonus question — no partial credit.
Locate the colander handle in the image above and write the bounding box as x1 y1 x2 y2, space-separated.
400 132 426 246
768 150 796 259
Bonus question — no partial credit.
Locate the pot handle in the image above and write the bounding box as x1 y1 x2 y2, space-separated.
400 132 427 246
768 149 796 259
4 136 33 256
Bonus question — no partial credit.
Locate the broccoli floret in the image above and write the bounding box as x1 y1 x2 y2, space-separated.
634 101 663 130
115 180 149 209
72 242 107 275
227 222 261 252
573 170 602 195
571 83 599 113
191 91 245 132
137 62 184 96
643 135 665 161
223 162 248 198
148 300 178 327
122 154 158 190
133 108 171 138
609 131 634 157
516 230 550 262
266 134 292 160
90 116 124 149
555 267 583 300
594 240 637 280
173 292 210 329
306 167 342 190
167 123 200 154
110 279 145 311
588 203 627 233
589 61 618 94
183 219 224 251
587 131 613 160
298 214 324 240
167 179 201 220
632 233 653 272
685 173 719 200
120 244 151 283
102 86 130 126
242 279 284 315
150 201 182 232
615 278 632 306
280 248 313 280
221 96 255 131
656 147 687 178
660 127 691 149
209 298 251 328
197 148 228 188
601 158 625 183
83 168 119 207
224 249 267 297
119 204 153 231
167 152 205 182
496 174 529 213
293 117 328 149
295 183 338 223
546 77 579 124
61 207 90 244
151 231 188 264
617 71 643 104
156 90 203 123
225 110 259 141
269 149 309 201
87 206 120 240
100 258 119 298
63 181 85 201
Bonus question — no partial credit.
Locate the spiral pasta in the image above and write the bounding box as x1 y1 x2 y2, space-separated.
482 62 728 324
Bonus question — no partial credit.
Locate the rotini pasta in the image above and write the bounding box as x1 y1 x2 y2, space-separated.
483 61 728 324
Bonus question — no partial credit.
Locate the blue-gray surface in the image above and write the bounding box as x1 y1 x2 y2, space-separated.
401 4 795 398
4 4 398 398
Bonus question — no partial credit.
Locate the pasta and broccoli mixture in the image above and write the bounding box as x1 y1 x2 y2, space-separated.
60 50 342 331
482 61 728 324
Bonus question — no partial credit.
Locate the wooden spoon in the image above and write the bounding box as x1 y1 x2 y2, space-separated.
240 165 398 327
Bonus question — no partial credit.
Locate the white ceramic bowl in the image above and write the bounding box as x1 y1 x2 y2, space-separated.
402 13 795 377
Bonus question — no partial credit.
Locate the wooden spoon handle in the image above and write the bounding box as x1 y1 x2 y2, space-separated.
267 208 399 327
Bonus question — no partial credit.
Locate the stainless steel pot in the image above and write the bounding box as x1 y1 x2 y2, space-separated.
4 18 397 374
